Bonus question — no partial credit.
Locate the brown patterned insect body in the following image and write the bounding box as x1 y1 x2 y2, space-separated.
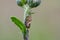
25 16 32 29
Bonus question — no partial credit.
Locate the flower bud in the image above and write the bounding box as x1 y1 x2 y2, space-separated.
16 0 27 7
27 0 41 8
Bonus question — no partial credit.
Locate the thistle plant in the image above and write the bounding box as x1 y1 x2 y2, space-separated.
11 0 41 40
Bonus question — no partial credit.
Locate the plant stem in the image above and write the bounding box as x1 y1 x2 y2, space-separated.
23 4 32 40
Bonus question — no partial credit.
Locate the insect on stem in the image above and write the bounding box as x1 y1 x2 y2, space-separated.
23 4 32 40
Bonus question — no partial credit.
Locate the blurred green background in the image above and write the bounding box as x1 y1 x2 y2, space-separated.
0 0 60 40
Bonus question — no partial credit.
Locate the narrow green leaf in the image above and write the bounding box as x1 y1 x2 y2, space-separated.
10 17 26 35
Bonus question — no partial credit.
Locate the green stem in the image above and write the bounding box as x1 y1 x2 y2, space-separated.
23 4 31 22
